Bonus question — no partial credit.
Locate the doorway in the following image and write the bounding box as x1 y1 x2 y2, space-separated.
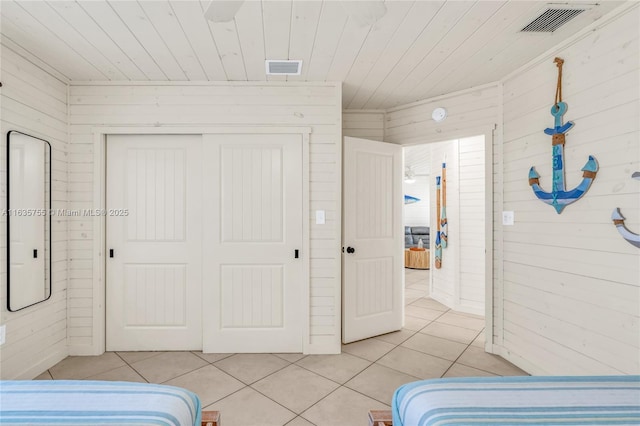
402 144 432 308
402 134 488 317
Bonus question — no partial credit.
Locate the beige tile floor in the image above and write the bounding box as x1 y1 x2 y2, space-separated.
36 268 527 426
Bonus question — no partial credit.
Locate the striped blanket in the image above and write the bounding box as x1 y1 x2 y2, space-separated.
392 376 640 425
0 380 202 426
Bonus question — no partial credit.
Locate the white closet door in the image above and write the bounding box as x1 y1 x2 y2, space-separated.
342 136 404 344
202 134 303 353
106 134 203 351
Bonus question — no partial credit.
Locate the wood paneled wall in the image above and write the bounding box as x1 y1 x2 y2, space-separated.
495 5 639 375
0 44 68 379
380 84 498 317
67 82 342 355
458 135 486 313
1 2 636 377
342 110 385 141
385 83 500 145
428 136 486 316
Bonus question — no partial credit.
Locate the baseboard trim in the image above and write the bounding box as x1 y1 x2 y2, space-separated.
11 348 68 380
68 344 104 356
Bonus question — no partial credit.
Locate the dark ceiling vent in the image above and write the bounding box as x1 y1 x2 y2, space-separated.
521 8 586 32
265 60 302 75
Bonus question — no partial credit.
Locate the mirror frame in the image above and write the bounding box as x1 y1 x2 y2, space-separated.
6 130 53 312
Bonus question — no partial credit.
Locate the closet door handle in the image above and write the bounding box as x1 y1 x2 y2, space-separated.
33 249 38 259
294 249 299 259
109 249 114 258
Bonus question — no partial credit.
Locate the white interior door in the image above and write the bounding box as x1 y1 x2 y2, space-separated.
203 133 304 353
9 135 46 308
106 134 203 351
343 136 403 344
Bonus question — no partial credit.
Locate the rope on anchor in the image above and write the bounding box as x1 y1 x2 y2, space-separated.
554 57 564 108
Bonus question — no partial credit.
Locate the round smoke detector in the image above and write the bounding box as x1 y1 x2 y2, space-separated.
432 107 447 123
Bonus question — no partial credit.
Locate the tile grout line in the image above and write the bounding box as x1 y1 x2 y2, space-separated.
372 344 455 378
296 383 390 424
439 328 486 378
284 416 317 426
43 274 519 423
408 307 501 377
341 363 419 406
192 351 236 364
246 382 312 419
201 359 337 423
206 380 299 424
292 357 374 388
294 330 418 419
350 306 486 380
113 351 151 383
50 353 147 382
338 382 393 408
214 355 294 386
205 356 307 418
202 359 299 418
113 351 230 384
201 385 252 410
45 274 519 424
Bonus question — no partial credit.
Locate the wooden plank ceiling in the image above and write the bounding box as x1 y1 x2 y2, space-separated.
0 0 623 109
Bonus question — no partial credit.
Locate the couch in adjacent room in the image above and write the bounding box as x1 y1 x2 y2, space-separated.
405 226 430 248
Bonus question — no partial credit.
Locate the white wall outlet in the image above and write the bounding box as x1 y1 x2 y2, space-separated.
502 211 515 226
315 210 325 225
0 325 6 346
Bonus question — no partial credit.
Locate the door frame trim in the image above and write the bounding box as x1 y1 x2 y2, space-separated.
394 124 495 353
84 126 311 356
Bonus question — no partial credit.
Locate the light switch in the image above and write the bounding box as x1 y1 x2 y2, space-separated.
0 325 5 346
316 210 325 225
502 211 514 226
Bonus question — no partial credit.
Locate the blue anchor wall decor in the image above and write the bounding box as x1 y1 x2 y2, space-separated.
528 58 598 214
611 172 640 248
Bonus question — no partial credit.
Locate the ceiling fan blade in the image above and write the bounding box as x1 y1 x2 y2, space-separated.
204 1 245 23
339 1 387 27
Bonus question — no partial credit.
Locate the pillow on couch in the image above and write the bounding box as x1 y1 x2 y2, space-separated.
405 226 430 248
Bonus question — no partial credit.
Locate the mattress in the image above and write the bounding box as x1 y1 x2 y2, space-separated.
0 380 202 426
392 375 640 426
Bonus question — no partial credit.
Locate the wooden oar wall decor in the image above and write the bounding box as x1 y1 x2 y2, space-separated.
435 176 442 269
440 162 448 249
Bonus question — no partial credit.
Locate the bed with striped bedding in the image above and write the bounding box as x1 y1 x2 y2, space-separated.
0 380 202 426
391 376 640 426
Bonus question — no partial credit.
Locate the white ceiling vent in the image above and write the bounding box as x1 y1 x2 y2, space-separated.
521 8 586 32
265 60 302 76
